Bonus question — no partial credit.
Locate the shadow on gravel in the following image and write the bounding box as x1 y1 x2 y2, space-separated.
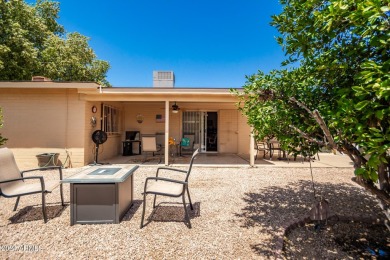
122 199 143 222
149 201 201 222
140 201 201 228
236 180 386 257
9 203 68 224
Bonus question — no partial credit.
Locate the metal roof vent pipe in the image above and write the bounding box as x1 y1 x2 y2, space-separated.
32 76 51 82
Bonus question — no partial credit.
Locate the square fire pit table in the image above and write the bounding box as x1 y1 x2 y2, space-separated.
62 165 139 225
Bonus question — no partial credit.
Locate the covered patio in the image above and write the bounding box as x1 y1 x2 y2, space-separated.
82 87 254 167
100 151 353 168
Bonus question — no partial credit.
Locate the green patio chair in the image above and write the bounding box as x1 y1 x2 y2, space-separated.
180 134 195 155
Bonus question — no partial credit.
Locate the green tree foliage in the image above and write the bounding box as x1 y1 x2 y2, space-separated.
41 32 110 85
0 107 7 146
234 0 389 193
0 0 110 85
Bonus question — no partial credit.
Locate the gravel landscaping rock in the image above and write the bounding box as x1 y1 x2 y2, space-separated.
0 166 388 259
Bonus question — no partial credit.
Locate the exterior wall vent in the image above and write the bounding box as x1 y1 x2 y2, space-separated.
153 71 175 88
32 76 51 82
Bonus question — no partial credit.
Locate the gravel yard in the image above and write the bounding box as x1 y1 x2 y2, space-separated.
0 165 388 259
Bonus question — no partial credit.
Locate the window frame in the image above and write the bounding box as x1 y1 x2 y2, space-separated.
102 104 120 134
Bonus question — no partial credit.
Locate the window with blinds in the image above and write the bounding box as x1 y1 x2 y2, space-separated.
102 104 120 134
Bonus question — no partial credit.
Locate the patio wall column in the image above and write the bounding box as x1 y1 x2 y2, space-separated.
250 127 255 166
164 100 170 165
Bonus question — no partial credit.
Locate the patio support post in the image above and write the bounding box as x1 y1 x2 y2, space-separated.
165 100 170 165
250 127 255 166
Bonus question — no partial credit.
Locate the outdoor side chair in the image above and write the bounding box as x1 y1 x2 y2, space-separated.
155 132 165 153
180 133 195 155
254 140 269 160
141 134 162 163
140 148 200 228
269 138 283 160
0 147 64 223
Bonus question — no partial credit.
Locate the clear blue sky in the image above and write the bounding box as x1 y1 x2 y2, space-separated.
51 0 284 87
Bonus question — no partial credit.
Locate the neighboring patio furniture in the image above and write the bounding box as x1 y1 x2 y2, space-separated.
180 134 195 155
286 145 305 163
289 144 320 163
0 147 64 223
123 131 141 156
207 134 217 150
156 132 165 152
140 148 200 228
141 135 162 163
269 139 283 160
255 140 269 160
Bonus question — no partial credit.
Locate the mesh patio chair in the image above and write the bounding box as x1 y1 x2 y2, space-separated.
140 148 200 228
289 143 320 163
0 147 64 223
180 134 195 155
155 132 165 153
254 140 269 160
141 135 162 163
269 138 283 160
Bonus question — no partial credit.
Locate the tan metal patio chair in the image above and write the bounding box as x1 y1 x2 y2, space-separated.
140 148 200 228
288 143 321 163
0 147 64 223
269 138 283 160
141 134 162 163
255 140 269 160
156 132 165 153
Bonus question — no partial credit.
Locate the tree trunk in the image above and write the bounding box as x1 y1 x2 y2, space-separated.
378 162 390 194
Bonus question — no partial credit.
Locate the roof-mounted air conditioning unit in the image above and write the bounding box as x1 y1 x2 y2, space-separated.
153 71 175 88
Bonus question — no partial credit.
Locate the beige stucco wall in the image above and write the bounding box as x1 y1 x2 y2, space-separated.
83 101 125 164
237 111 251 155
0 88 86 169
0 86 252 168
219 110 238 153
123 102 180 140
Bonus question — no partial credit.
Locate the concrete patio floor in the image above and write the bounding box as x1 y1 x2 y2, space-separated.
100 152 353 168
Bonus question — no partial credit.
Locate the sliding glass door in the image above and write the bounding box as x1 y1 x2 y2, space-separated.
182 111 218 152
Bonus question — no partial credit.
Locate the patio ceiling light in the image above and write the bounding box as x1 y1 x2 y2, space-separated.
172 102 180 113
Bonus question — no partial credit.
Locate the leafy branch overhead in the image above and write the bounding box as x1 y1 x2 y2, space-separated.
0 107 7 147
233 0 389 196
0 0 110 86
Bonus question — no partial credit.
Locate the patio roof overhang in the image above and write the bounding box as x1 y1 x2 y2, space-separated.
78 87 242 102
0 81 99 90
0 82 244 103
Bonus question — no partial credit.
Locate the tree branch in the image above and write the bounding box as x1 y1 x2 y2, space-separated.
289 125 326 146
289 97 312 114
312 110 337 151
352 177 390 232
289 97 337 151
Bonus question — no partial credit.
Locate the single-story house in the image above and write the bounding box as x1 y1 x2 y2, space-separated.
0 72 256 168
